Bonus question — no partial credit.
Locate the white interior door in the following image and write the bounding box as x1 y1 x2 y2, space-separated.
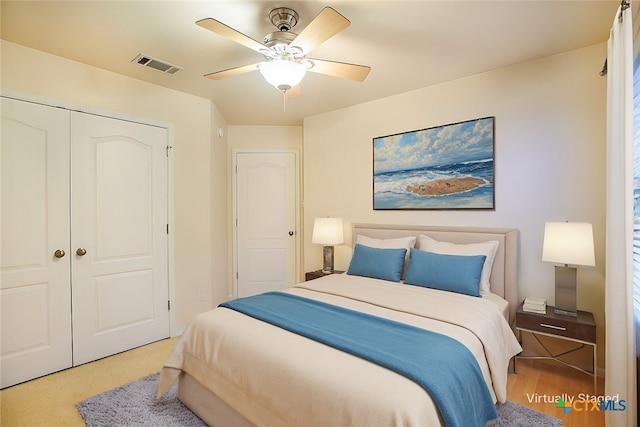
235 152 298 298
0 97 73 388
70 112 169 365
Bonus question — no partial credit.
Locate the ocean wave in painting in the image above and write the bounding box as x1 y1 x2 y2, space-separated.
373 159 494 209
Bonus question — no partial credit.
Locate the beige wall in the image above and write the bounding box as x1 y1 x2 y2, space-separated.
1 40 225 331
303 43 607 368
210 114 229 307
227 125 302 151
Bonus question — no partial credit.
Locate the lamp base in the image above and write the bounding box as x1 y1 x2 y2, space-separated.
322 245 335 273
554 265 577 316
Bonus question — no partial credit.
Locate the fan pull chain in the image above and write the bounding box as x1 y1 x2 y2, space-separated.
282 90 287 113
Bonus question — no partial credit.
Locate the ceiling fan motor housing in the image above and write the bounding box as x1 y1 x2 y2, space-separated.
263 28 304 62
263 30 297 48
269 7 299 31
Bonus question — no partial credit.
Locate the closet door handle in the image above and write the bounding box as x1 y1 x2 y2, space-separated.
76 248 87 256
54 249 66 258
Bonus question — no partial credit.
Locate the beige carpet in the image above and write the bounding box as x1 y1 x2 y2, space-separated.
0 337 179 427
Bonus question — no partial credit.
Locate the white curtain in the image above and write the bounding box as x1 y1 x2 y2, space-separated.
605 2 636 426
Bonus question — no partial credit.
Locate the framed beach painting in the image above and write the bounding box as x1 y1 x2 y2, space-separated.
373 116 495 210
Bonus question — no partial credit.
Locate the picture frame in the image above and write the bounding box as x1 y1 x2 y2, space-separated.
373 116 495 210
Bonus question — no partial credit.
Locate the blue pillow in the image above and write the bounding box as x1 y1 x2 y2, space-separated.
404 248 486 297
347 244 407 282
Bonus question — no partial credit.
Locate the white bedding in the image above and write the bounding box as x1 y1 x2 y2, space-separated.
481 290 510 321
159 274 522 426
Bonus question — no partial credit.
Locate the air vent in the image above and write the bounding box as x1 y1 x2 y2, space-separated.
132 54 183 75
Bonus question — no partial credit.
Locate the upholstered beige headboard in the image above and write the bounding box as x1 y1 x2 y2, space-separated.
351 224 519 324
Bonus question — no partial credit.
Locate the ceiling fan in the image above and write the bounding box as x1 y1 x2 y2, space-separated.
196 6 371 93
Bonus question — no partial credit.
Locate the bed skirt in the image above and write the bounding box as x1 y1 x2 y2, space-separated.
177 372 253 427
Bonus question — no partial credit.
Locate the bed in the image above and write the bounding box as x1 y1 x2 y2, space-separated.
158 224 522 426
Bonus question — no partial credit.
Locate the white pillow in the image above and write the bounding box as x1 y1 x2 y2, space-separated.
418 235 499 293
356 235 417 250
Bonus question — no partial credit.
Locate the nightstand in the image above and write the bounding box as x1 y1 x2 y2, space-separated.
515 301 596 392
305 270 345 281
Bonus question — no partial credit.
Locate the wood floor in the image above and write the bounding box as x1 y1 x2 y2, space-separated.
509 358 605 427
1 337 603 426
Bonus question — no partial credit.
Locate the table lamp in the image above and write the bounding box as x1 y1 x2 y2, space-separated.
542 221 595 316
312 218 344 273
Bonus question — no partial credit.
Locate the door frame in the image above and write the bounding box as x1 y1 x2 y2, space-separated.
232 149 301 299
0 88 177 337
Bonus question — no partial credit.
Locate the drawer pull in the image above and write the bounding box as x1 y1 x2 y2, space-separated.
540 323 566 331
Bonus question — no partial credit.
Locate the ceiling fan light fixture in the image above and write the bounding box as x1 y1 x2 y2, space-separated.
259 60 306 91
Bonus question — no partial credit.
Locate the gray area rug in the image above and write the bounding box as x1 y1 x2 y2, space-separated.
487 401 561 427
77 373 562 426
77 373 206 427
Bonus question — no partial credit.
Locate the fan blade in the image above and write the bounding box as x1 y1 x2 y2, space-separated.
204 63 260 80
196 18 266 54
307 59 371 82
291 7 350 55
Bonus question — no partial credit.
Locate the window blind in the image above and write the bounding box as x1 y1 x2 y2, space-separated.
633 53 640 326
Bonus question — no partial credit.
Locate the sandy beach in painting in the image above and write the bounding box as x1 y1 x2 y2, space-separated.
373 158 494 209
406 177 489 196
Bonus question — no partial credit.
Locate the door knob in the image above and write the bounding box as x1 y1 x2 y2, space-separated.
288 231 294 236
54 249 65 258
76 248 87 256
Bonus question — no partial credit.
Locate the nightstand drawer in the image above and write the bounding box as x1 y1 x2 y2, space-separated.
516 306 596 343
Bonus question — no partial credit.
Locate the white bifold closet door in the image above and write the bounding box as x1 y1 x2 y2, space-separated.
0 97 169 388
70 111 169 365
0 98 73 388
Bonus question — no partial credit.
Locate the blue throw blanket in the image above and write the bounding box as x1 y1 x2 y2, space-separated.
220 292 497 427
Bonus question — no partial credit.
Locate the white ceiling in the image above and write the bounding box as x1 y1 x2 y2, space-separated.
1 1 618 126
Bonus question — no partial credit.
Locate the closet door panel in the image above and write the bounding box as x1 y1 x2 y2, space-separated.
0 97 72 388
94 138 153 258
70 112 169 365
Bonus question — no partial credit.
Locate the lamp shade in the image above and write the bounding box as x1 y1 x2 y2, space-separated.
542 222 595 266
312 218 344 245
258 60 306 91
